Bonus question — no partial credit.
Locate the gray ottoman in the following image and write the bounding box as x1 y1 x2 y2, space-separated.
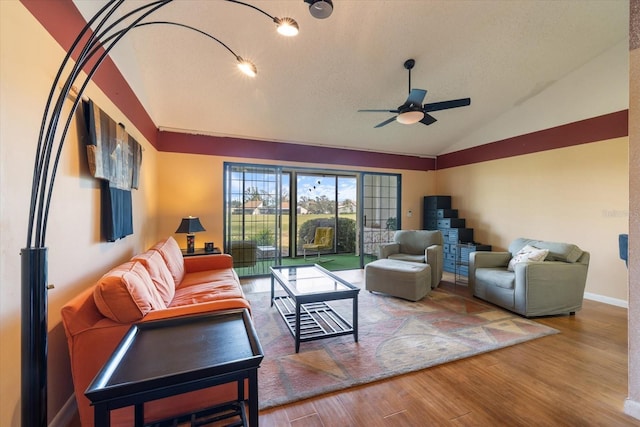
365 259 431 301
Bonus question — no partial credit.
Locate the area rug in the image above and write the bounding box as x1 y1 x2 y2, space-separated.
247 286 558 410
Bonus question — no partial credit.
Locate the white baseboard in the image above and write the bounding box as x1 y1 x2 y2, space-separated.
583 292 628 308
625 398 640 421
49 395 77 427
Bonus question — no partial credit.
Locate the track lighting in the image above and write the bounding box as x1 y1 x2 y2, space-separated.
304 0 333 19
227 0 300 36
237 57 258 77
274 17 300 36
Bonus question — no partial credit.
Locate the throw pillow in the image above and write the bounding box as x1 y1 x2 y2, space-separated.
132 250 176 305
507 244 549 271
151 236 185 285
93 261 167 323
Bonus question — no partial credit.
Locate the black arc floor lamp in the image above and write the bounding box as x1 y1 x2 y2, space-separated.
20 1 302 425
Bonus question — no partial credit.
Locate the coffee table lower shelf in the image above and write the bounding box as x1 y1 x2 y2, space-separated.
273 296 354 348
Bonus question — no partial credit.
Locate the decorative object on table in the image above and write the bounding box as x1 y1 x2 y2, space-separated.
175 216 206 253
205 242 215 253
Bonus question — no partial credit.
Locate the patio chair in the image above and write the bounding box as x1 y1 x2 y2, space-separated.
303 227 334 261
230 240 257 269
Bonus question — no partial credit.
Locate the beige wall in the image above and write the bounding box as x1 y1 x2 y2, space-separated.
156 151 435 250
436 137 629 303
0 3 159 425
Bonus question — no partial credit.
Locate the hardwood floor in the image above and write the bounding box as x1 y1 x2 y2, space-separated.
245 270 637 427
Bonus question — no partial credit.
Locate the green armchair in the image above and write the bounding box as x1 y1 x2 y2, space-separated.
379 230 443 288
469 238 589 317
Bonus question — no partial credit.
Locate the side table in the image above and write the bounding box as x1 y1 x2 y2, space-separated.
181 247 222 257
455 242 492 285
85 308 263 427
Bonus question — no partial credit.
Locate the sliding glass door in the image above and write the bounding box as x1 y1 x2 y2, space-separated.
294 173 357 259
223 163 283 277
224 163 398 273
360 173 401 267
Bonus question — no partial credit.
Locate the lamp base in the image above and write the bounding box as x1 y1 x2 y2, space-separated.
186 235 195 253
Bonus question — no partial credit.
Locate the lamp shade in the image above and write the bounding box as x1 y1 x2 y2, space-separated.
175 216 206 234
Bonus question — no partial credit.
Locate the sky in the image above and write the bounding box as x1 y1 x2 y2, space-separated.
294 175 357 203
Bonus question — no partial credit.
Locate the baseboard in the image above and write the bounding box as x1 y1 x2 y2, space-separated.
49 395 77 427
583 292 628 308
625 398 640 421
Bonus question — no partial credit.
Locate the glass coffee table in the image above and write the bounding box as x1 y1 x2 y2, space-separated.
270 264 360 353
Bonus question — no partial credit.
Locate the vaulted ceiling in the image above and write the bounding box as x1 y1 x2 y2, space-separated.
73 0 630 158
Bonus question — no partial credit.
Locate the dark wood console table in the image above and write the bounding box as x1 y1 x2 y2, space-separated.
85 309 263 427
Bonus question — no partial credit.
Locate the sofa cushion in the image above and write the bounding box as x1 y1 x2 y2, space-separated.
394 230 442 255
509 238 583 263
151 236 185 285
532 241 583 263
507 244 549 271
93 261 167 323
132 250 176 305
476 268 515 290
388 253 425 263
171 270 245 306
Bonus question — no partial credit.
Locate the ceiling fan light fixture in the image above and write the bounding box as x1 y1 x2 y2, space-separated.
274 17 299 36
236 57 257 77
397 110 424 125
305 0 333 19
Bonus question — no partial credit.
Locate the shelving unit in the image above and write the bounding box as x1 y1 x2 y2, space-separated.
423 195 491 278
455 242 492 285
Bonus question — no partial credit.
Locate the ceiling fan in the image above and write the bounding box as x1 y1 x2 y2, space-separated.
358 59 471 128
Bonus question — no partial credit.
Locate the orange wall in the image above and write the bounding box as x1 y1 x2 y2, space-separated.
156 151 435 251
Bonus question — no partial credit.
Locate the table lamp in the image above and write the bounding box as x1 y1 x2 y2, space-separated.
175 216 206 253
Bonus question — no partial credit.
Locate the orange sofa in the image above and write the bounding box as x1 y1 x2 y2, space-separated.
61 236 252 427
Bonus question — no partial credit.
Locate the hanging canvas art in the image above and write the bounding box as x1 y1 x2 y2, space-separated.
84 99 142 241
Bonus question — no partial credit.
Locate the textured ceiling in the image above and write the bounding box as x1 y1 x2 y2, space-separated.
73 0 630 158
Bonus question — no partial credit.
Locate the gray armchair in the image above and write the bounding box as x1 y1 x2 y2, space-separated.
379 230 443 288
469 238 589 317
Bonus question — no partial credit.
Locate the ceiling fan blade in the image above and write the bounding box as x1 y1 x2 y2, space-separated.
358 109 400 113
406 89 427 106
423 98 471 112
420 113 437 126
374 116 398 128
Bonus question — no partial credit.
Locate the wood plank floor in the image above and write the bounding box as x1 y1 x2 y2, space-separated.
244 270 637 427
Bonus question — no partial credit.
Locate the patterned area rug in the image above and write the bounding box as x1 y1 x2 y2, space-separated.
248 286 558 410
